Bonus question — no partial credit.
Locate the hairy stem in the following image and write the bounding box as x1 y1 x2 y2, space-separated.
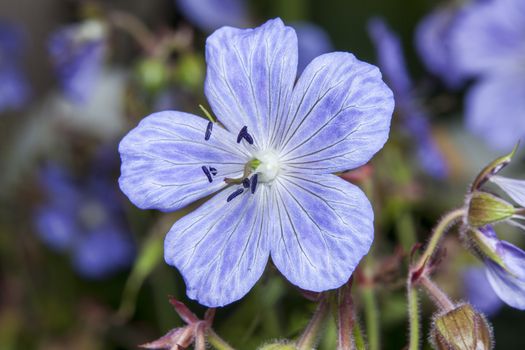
419 275 454 312
361 286 379 350
207 329 236 350
337 284 355 350
353 322 366 350
407 284 420 350
296 298 329 350
415 208 465 271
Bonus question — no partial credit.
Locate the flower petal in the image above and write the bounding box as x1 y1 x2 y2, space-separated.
164 186 271 307
277 52 393 174
465 72 525 150
463 267 503 317
270 173 373 292
292 22 333 73
491 175 525 208
204 18 298 149
451 0 525 76
119 111 246 212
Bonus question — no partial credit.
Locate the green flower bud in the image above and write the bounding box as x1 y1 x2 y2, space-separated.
173 53 205 90
470 142 519 192
257 341 298 350
136 58 168 92
431 304 492 350
467 191 516 228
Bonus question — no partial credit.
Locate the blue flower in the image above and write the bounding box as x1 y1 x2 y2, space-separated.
48 20 107 104
450 0 525 150
292 22 333 73
415 4 468 88
471 226 525 310
35 162 135 279
463 267 503 316
368 18 448 179
175 0 249 32
0 21 30 112
119 19 394 307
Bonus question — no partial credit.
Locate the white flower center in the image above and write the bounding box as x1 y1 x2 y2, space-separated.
253 150 281 183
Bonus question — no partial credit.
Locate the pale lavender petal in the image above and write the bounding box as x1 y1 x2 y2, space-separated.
164 186 271 307
175 0 249 32
277 52 393 174
451 0 525 77
293 22 333 73
119 111 247 212
485 239 525 310
491 175 525 208
465 71 525 150
463 267 503 316
270 174 373 292
204 18 298 149
415 6 465 87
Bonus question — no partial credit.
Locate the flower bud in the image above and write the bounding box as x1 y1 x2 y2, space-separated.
467 191 515 228
258 341 299 350
470 143 519 192
431 304 492 350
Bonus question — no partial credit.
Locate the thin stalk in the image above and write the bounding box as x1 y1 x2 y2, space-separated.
353 322 366 350
108 11 156 53
414 208 465 271
419 275 454 312
407 284 420 350
207 329 236 350
361 286 379 350
296 298 330 350
337 285 355 350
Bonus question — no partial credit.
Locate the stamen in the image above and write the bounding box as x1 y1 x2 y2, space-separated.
201 166 213 183
237 126 248 143
227 188 244 202
209 167 218 176
243 132 254 145
205 121 213 140
242 178 250 188
250 174 258 194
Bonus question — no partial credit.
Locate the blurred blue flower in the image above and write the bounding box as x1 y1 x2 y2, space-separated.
119 18 394 307
368 18 448 179
450 0 525 150
292 22 333 73
175 0 249 32
415 4 466 88
472 225 525 310
463 267 503 316
48 20 107 104
35 161 135 279
0 21 30 112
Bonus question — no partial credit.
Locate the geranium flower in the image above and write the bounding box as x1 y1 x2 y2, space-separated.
119 18 394 307
368 18 448 179
463 267 503 316
48 20 107 104
450 0 525 150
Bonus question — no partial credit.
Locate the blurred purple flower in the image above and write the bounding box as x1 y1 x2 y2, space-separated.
35 160 135 279
473 225 525 310
415 5 466 88
175 0 249 32
48 20 107 104
451 0 525 150
368 18 448 179
292 22 333 73
463 267 503 316
119 18 394 307
0 21 30 112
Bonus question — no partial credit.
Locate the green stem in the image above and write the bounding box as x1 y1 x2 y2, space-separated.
296 298 329 350
407 284 420 350
419 275 454 312
361 286 379 350
337 285 355 350
207 329 236 350
415 208 465 271
353 322 366 350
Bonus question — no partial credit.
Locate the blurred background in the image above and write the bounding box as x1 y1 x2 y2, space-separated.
1 0 524 349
